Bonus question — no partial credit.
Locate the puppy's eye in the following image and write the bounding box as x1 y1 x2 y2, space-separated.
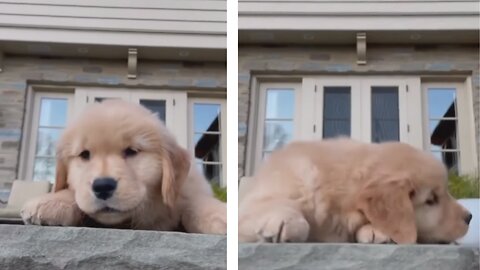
426 193 438 206
79 150 90 161
123 147 138 158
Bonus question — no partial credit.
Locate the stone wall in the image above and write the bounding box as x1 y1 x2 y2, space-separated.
0 56 226 190
0 225 226 270
238 45 480 177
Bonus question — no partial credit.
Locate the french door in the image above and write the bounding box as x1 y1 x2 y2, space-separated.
301 76 421 147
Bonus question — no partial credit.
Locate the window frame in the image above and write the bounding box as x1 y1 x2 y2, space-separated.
421 81 478 174
188 97 227 187
19 87 74 182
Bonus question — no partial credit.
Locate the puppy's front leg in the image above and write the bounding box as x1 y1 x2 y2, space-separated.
21 189 83 226
180 196 227 235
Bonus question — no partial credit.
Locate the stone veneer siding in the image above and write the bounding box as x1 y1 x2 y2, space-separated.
238 45 480 178
0 56 226 190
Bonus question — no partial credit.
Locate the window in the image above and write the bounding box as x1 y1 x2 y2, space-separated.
189 99 226 186
20 86 227 186
21 92 73 182
422 82 477 174
249 83 301 171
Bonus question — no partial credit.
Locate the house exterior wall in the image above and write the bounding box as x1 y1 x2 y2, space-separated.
0 56 226 190
0 0 226 50
239 0 479 32
238 44 479 177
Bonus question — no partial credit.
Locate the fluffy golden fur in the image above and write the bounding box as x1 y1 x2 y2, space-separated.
21 100 226 234
239 138 471 244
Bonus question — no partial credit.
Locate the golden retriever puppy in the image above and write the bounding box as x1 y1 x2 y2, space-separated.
239 138 472 244
21 100 226 234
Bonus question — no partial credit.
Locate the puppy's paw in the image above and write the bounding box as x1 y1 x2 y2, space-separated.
256 209 310 243
207 212 227 235
21 196 82 226
356 224 392 244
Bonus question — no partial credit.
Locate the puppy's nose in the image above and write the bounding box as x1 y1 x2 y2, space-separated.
92 177 117 200
464 213 473 225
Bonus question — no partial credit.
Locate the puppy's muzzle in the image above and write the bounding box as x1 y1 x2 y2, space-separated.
92 177 117 200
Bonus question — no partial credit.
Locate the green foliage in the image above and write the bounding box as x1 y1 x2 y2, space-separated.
211 183 227 202
448 173 479 199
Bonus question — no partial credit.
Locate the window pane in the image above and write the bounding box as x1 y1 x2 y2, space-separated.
265 89 295 119
196 163 221 185
36 128 63 156
140 100 166 123
39 98 67 127
194 133 220 162
323 87 351 138
428 89 456 119
429 119 457 150
263 120 293 151
194 104 220 133
371 87 399 142
33 157 56 182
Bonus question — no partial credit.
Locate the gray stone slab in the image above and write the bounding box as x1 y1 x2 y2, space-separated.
0 224 226 270
239 243 479 270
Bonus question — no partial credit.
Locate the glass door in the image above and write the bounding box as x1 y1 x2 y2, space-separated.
361 78 409 144
311 78 362 141
309 77 413 144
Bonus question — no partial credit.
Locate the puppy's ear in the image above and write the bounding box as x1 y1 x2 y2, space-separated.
53 156 68 192
357 177 417 244
161 143 191 208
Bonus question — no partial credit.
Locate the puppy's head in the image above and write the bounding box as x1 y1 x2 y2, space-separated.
357 143 471 244
54 100 190 225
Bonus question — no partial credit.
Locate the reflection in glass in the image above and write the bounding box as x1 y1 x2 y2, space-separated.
265 89 295 119
263 88 295 157
196 162 221 185
193 103 222 184
33 157 56 181
36 128 63 156
140 100 166 123
323 87 351 138
428 88 459 171
263 121 293 152
428 89 456 119
194 104 220 132
35 98 69 182
371 87 399 142
39 98 67 127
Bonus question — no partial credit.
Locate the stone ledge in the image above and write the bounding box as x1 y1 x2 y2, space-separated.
239 243 479 270
0 225 226 270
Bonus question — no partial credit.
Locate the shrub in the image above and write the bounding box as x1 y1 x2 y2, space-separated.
448 173 479 199
211 183 227 202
